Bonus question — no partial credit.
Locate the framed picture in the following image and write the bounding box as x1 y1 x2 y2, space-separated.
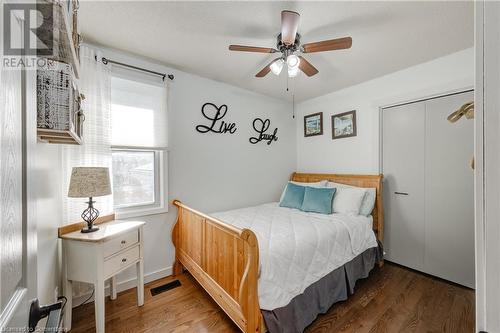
304 112 323 137
332 110 357 139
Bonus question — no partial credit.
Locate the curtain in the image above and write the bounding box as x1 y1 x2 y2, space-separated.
61 45 113 297
110 75 168 148
62 45 113 225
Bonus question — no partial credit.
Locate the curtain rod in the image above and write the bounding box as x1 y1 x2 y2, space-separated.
95 56 174 81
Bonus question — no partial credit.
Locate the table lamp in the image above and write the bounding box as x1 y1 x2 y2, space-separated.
68 167 112 233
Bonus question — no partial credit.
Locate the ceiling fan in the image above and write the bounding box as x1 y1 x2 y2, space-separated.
228 10 352 78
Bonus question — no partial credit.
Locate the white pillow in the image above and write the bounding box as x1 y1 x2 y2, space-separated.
359 188 376 216
327 182 376 216
279 180 327 202
331 187 366 215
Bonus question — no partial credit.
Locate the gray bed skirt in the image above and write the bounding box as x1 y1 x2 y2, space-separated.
261 245 383 333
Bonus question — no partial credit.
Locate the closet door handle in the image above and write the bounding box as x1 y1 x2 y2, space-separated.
394 192 409 196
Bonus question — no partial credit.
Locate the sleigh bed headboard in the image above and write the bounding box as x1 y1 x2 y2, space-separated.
290 172 384 245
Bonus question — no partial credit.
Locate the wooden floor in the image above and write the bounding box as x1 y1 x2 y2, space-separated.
70 262 474 333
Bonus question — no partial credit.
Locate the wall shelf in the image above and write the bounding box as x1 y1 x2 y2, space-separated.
37 128 83 145
36 0 83 145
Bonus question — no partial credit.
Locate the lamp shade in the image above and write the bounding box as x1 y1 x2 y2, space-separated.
68 167 112 198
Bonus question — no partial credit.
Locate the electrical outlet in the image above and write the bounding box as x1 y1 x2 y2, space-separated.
54 286 59 302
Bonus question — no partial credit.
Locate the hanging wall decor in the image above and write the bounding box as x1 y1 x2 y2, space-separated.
196 102 237 134
304 112 323 137
332 110 357 140
249 118 278 145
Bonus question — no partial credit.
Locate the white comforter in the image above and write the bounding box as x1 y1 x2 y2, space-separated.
212 202 378 310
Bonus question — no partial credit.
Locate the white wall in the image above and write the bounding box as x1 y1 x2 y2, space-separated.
33 145 62 305
25 59 63 307
89 46 297 293
296 48 474 174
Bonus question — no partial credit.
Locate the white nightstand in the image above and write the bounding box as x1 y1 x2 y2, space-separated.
59 219 145 333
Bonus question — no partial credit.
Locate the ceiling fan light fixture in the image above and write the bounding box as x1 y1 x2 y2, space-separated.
288 65 299 78
270 59 284 75
229 10 352 78
286 54 300 69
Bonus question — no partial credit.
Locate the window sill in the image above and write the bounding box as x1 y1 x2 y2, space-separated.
115 206 169 220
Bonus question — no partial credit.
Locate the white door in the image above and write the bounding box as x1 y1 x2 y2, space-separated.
382 91 474 288
382 101 426 271
0 2 37 330
424 91 474 288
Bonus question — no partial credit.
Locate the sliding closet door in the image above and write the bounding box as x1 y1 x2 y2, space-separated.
382 102 426 271
424 91 474 288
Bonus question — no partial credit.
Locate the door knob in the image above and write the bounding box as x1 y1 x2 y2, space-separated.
394 192 409 195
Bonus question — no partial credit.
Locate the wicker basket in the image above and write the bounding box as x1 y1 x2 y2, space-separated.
37 60 75 131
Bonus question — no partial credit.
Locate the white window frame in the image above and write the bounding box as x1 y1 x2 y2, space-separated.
112 146 168 219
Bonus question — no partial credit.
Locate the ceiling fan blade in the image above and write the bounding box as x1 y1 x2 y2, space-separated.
255 58 280 77
229 45 277 53
281 10 300 45
302 37 352 53
298 56 319 77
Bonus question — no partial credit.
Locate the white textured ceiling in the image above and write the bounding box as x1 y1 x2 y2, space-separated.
79 1 473 102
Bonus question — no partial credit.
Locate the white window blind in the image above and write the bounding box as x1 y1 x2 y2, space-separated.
111 76 167 148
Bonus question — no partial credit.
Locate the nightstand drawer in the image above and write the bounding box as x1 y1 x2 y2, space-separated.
103 230 138 258
104 245 140 278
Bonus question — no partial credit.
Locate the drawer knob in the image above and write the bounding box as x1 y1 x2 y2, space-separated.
121 258 127 263
121 240 126 245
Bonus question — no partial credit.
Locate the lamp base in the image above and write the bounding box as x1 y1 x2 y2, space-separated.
81 226 100 233
80 197 100 233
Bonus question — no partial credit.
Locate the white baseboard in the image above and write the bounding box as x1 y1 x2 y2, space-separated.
72 266 172 308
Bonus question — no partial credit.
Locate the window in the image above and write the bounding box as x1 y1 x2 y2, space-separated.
112 150 155 208
110 73 167 218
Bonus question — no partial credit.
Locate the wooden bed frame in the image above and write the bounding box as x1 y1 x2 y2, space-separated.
172 172 384 333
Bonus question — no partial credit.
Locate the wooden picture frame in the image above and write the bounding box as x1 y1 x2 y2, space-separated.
332 110 357 139
303 112 323 137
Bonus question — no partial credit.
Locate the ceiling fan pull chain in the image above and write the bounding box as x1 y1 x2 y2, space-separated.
292 94 295 119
